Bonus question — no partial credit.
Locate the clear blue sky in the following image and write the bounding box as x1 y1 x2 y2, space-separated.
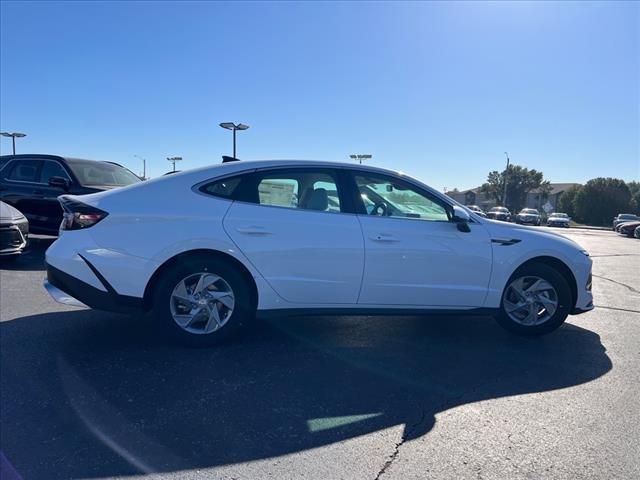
1 1 638 188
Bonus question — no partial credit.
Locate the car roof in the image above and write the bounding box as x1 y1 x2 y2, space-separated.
0 154 121 165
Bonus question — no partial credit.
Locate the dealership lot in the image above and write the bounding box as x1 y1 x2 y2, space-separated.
1 228 638 479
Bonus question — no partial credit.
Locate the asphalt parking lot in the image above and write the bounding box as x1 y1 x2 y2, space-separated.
1 228 638 480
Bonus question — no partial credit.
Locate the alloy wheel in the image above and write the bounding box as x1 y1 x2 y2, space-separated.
169 272 235 334
503 275 559 326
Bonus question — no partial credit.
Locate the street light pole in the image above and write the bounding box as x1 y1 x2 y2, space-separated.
167 156 182 172
503 151 510 207
219 122 249 159
1 132 27 155
134 155 147 179
349 154 372 165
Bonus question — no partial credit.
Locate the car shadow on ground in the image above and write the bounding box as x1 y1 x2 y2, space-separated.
0 304 611 479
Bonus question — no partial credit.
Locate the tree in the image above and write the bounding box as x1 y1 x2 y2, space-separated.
573 178 631 225
627 181 640 213
557 185 581 218
481 164 550 212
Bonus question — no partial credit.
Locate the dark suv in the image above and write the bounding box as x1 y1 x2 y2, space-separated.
0 154 141 235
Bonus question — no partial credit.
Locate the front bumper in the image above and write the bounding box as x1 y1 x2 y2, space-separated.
0 222 28 255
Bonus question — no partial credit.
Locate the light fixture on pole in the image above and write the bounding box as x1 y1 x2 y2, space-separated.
502 151 510 207
167 156 182 172
134 155 147 179
1 132 27 155
219 122 249 159
349 154 372 165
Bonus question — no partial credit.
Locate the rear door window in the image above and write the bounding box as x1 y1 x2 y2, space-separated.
253 169 343 213
5 160 41 183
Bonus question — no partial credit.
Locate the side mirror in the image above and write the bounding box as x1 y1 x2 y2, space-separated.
452 205 471 232
49 176 70 191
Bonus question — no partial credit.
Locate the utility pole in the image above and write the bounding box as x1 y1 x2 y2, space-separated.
1 132 27 155
167 156 182 172
349 154 372 165
502 151 510 207
134 155 147 179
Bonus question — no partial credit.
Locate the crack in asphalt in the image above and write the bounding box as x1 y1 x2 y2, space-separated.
589 253 640 258
373 368 510 480
595 305 640 314
592 274 640 295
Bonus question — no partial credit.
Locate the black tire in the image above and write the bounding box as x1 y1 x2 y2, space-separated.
495 263 572 336
151 255 256 347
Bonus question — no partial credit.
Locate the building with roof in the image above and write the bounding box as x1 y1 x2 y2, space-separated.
446 183 580 213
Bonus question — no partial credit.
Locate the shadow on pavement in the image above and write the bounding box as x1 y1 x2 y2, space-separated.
0 306 611 479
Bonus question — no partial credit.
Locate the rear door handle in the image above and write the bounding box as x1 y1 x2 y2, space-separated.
236 225 273 235
370 233 400 243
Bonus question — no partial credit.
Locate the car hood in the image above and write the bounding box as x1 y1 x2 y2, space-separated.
481 218 584 251
0 201 26 223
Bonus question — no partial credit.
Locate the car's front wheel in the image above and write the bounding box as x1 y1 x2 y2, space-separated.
496 263 572 335
151 256 255 346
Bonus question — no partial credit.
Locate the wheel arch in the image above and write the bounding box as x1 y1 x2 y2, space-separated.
142 249 258 311
510 256 577 309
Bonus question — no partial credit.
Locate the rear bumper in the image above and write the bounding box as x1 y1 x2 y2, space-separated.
45 261 143 314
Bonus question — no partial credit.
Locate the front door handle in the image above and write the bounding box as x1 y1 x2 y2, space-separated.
236 225 273 235
370 233 400 243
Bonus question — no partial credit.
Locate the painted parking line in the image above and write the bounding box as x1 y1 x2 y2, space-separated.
0 451 22 480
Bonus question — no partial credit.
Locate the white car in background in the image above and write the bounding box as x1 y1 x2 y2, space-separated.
547 212 571 228
44 160 594 346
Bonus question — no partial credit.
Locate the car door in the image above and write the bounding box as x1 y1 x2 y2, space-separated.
349 170 493 307
0 159 44 230
222 167 364 304
38 159 74 232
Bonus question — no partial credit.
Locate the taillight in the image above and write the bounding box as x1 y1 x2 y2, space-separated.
59 196 108 231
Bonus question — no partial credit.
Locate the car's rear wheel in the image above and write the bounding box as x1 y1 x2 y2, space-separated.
152 256 255 346
496 263 572 335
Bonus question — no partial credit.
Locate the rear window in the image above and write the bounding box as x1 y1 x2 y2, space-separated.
200 176 243 199
67 159 141 186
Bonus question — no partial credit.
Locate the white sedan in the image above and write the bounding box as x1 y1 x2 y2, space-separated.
44 160 594 345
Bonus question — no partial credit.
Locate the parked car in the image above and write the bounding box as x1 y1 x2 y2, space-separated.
44 160 594 345
0 154 141 235
466 205 486 217
0 201 28 260
635 225 640 239
617 221 640 237
486 206 511 222
612 213 639 231
547 212 571 228
515 208 541 226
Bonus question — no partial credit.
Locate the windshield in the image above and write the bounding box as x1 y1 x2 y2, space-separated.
551 213 568 218
490 207 508 212
67 160 141 186
619 214 638 220
521 209 538 214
